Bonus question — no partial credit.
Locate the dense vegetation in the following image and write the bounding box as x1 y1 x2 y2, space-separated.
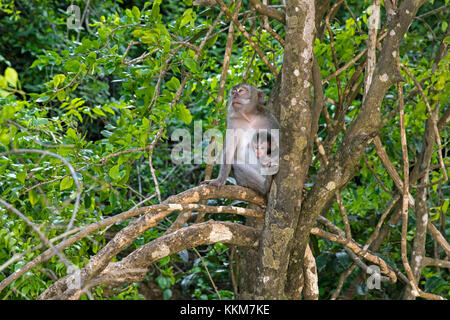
0 0 448 300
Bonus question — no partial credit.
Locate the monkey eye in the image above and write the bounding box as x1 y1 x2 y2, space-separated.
237 88 246 95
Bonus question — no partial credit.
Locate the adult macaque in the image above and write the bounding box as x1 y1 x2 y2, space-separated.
201 84 279 195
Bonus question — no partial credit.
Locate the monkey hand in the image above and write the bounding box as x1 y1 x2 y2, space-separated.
200 178 225 189
261 160 273 167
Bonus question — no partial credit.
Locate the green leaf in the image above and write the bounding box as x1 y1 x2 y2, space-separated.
109 165 120 180
1 104 16 119
5 67 18 87
132 6 141 20
29 189 39 207
103 105 115 115
0 75 7 88
0 129 10 145
92 107 106 117
36 95 51 103
84 194 92 209
151 0 161 21
162 289 172 300
104 62 116 75
430 207 440 222
57 89 66 102
53 74 66 88
58 147 74 157
210 77 218 90
166 77 180 91
118 167 130 185
30 59 44 69
60 176 73 191
67 109 83 122
64 59 81 73
125 8 133 19
0 89 10 97
142 117 150 130
16 170 27 184
180 9 193 28
66 128 78 140
442 200 449 214
86 52 97 65
98 28 108 42
175 103 192 124
155 276 171 290
183 58 197 73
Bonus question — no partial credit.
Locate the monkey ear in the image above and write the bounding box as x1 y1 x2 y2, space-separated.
257 89 265 105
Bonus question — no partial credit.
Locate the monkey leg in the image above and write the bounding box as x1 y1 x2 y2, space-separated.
233 164 272 195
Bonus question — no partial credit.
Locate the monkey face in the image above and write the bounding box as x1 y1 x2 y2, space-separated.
254 141 269 159
231 85 251 108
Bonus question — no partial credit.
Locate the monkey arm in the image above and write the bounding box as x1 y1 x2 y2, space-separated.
201 130 237 189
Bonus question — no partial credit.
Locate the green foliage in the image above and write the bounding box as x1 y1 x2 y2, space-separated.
0 0 275 300
313 0 450 300
0 0 448 300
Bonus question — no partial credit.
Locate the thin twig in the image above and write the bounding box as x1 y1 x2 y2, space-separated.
415 3 450 19
193 248 222 299
0 199 73 272
335 192 352 239
362 154 394 195
400 63 448 183
310 227 397 282
399 78 420 296
398 76 444 300
0 149 81 240
248 0 285 24
262 0 284 46
343 0 363 34
216 0 278 76
322 32 387 84
148 152 162 203
331 194 400 299
325 16 344 115
229 246 238 297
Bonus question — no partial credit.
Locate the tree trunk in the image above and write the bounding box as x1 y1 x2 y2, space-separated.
284 0 427 299
252 0 317 299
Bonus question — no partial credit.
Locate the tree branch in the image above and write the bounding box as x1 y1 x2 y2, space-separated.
39 221 260 299
0 185 263 293
287 0 429 296
215 0 278 76
249 0 286 24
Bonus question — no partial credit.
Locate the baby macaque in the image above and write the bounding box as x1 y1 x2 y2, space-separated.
201 84 279 195
252 131 279 171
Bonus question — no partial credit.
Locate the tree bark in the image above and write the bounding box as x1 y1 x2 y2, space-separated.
253 0 316 299
284 0 428 299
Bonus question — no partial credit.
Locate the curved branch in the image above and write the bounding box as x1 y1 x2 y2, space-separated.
39 221 260 299
249 0 285 24
310 227 397 283
164 184 265 206
0 185 263 293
